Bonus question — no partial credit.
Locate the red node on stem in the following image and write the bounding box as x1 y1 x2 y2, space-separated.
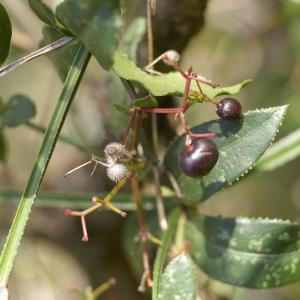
64 209 72 216
82 235 89 242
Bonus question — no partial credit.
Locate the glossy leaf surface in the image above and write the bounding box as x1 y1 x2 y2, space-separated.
186 213 300 288
164 106 287 205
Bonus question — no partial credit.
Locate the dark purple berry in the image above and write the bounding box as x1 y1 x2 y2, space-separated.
180 138 219 178
216 97 242 120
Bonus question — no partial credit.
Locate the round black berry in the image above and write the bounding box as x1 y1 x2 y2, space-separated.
216 97 242 120
180 138 219 178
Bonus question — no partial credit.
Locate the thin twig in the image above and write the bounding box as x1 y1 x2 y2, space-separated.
130 174 153 290
165 169 183 199
147 0 154 65
64 160 94 177
194 75 218 105
133 110 141 151
0 36 73 77
123 111 136 147
65 177 129 241
92 278 116 299
68 178 128 217
151 113 168 231
182 67 193 110
120 79 154 289
133 107 179 114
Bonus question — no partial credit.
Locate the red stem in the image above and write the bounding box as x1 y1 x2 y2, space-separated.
173 63 218 88
188 132 216 139
182 67 193 111
133 107 180 114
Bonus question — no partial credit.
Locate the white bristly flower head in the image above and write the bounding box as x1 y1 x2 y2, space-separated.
162 50 180 66
104 142 127 160
106 163 128 182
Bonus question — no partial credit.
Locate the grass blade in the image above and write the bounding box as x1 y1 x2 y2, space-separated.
152 207 181 300
0 44 90 285
0 189 156 210
0 37 73 77
254 128 300 171
25 121 99 155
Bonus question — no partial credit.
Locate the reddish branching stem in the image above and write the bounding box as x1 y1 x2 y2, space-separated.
173 62 219 88
64 176 129 242
132 64 218 144
132 106 216 143
133 107 179 114
194 74 219 106
130 173 153 291
182 67 193 111
81 215 89 242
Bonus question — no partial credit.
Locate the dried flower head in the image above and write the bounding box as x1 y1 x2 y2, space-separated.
106 163 128 182
104 142 127 159
163 50 180 66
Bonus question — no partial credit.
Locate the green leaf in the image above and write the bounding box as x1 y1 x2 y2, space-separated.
0 130 7 161
153 208 181 300
158 254 198 300
133 95 158 108
2 95 36 127
185 213 300 288
164 106 288 205
0 3 12 66
56 0 122 70
28 0 56 26
121 17 146 63
43 26 81 81
0 44 90 285
113 49 251 97
113 103 132 116
254 128 300 172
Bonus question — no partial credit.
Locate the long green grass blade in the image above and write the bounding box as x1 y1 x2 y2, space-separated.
254 128 300 171
152 208 180 300
0 189 156 210
0 44 90 285
25 121 99 155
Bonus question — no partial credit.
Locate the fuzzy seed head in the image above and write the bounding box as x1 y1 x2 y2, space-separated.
106 163 128 182
163 50 180 66
104 142 127 159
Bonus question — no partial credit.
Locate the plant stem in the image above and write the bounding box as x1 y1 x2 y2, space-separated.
181 67 193 110
0 36 73 77
147 0 155 65
25 121 99 155
123 111 136 147
151 113 168 231
130 173 153 291
69 178 129 217
194 77 218 105
146 0 167 231
0 44 90 286
66 177 129 241
92 278 116 299
134 107 180 114
173 63 217 87
121 79 156 289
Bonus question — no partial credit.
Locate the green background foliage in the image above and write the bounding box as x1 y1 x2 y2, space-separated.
1 0 300 299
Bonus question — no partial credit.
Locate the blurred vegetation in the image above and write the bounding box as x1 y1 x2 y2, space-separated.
1 0 300 299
